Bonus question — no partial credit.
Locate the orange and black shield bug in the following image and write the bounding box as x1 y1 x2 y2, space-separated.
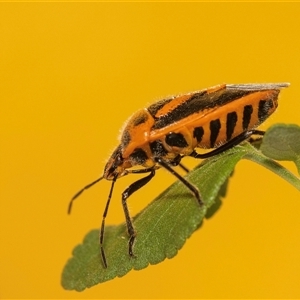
68 82 289 268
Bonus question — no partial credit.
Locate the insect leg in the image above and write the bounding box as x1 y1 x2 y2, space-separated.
126 166 159 174
178 163 190 173
168 154 190 173
121 169 156 257
155 157 204 206
190 129 265 159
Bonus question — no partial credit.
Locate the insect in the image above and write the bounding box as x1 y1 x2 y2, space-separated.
68 82 289 268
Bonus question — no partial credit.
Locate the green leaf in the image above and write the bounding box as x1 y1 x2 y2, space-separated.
62 145 248 291
62 124 300 291
244 143 300 191
260 123 300 174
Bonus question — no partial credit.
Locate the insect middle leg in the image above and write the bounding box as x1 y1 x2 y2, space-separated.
155 157 204 206
189 129 265 159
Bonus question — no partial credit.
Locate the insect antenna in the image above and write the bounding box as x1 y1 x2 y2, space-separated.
99 174 118 268
68 176 104 214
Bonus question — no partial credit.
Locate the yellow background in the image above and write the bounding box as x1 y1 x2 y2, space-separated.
1 3 300 299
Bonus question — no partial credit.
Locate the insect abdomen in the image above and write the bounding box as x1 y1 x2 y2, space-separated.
189 89 279 148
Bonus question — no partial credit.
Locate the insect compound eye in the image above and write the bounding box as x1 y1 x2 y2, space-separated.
104 146 125 179
115 152 123 165
110 152 123 172
105 155 123 179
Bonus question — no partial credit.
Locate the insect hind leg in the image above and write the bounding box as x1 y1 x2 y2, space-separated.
189 129 265 159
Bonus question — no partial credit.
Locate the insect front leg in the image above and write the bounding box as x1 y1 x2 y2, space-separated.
121 169 156 258
190 129 265 159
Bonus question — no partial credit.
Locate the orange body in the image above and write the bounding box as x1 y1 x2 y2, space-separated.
69 82 289 268
104 83 288 180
